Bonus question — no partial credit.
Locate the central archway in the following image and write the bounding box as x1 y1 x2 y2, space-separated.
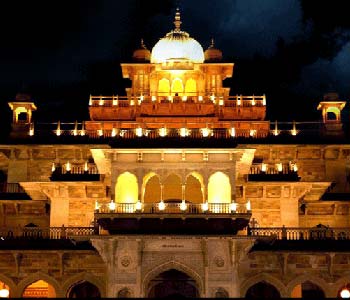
67 280 101 298
147 269 199 298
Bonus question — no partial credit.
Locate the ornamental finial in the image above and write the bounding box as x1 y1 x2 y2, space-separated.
174 8 182 31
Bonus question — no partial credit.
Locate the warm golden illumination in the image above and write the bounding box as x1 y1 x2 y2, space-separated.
210 94 215 102
261 163 267 173
152 96 156 102
158 200 166 211
51 163 56 173
201 128 212 137
229 202 237 212
111 128 117 137
159 127 167 137
201 202 209 212
135 127 143 137
291 121 298 136
171 78 184 95
179 127 190 137
182 96 187 101
208 172 231 204
29 123 34 136
246 200 251 211
135 201 142 211
112 96 118 106
180 200 187 211
73 121 78 136
0 288 9 298
115 172 138 204
109 200 116 211
273 120 279 136
66 161 71 172
263 94 266 106
229 127 236 137
89 97 92 106
97 129 103 137
276 163 283 172
249 129 256 137
84 161 88 172
219 99 224 106
158 78 170 94
99 99 104 106
198 96 203 101
95 200 100 210
55 121 61 136
184 78 197 94
251 99 255 106
341 288 350 298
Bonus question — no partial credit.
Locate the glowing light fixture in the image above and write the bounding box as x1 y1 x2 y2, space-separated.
65 161 71 172
159 127 167 137
276 163 283 172
168 95 173 102
109 200 116 211
230 127 236 137
201 127 212 137
99 98 104 106
73 121 78 136
210 94 215 102
182 96 187 101
179 127 190 137
340 288 350 298
84 161 88 172
219 99 224 106
140 95 144 102
51 163 56 173
111 128 117 137
251 99 256 106
88 97 92 106
198 96 203 102
152 96 156 102
201 202 209 212
94 200 100 211
246 200 251 211
119 130 126 137
112 95 118 106
158 200 166 211
263 94 266 106
55 121 61 136
80 122 85 136
130 100 135 106
237 97 241 106
29 123 34 136
180 200 187 211
135 200 142 211
273 120 279 136
97 129 103 137
0 285 9 298
249 129 256 137
261 163 267 173
291 120 298 136
230 202 237 212
135 127 143 137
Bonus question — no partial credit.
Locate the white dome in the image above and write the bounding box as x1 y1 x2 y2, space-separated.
151 9 204 64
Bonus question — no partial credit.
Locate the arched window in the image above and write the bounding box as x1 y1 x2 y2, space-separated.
208 172 231 204
245 281 280 299
291 281 325 298
115 172 138 203
171 78 184 95
185 78 197 95
163 174 182 201
158 78 170 95
67 280 101 298
143 174 161 203
22 280 56 298
185 173 203 203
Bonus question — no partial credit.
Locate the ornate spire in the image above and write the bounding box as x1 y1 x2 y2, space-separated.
140 38 147 49
210 38 215 48
174 8 182 31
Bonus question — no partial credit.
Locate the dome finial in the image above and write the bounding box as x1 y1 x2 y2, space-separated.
141 38 147 49
174 7 182 31
210 38 215 48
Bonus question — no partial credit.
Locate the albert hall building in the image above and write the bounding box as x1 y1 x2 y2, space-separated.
1 9 350 299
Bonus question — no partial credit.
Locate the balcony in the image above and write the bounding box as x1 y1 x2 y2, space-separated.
248 162 300 182
50 162 100 181
94 201 251 235
0 183 31 200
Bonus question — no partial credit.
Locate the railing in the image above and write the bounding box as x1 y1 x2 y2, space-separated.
89 94 266 107
250 226 350 240
0 183 25 193
96 202 249 214
0 226 96 239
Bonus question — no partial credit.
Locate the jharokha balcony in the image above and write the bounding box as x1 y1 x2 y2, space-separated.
49 161 100 181
94 200 252 235
248 162 300 181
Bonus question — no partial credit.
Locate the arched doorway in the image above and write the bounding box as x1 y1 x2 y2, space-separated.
185 78 197 96
185 173 203 203
147 269 199 298
291 281 325 298
163 174 182 201
245 281 281 299
22 280 56 298
208 172 231 203
143 173 161 203
171 78 184 96
67 280 101 298
115 172 138 204
158 78 170 96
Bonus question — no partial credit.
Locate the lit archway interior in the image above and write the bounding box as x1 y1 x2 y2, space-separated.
326 107 340 121
0 280 10 298
22 280 56 298
171 78 184 95
67 280 101 298
147 269 199 298
158 78 170 95
185 173 203 203
115 172 138 203
291 281 325 298
143 174 161 203
185 78 197 95
245 281 280 299
208 172 231 203
163 174 182 201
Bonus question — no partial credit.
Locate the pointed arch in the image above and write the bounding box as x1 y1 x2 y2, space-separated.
208 171 231 203
287 274 330 298
142 260 203 298
17 271 62 298
0 274 16 298
61 272 106 298
171 78 184 95
185 78 197 95
143 172 161 203
158 78 170 95
163 173 182 201
185 172 203 203
115 172 138 203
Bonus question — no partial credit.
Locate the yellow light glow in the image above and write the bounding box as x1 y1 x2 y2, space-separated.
135 201 142 211
119 130 126 137
208 172 231 204
341 288 350 298
219 99 224 106
135 127 143 137
80 129 85 136
109 200 116 211
158 78 170 94
273 129 279 136
158 200 166 211
293 164 298 172
201 202 209 212
276 163 283 172
179 127 190 137
112 98 118 106
29 123 34 136
180 200 187 211
185 78 197 94
51 163 56 173
130 100 135 105
111 128 117 137
249 129 256 137
95 200 100 211
159 127 167 137
237 98 241 106
89 98 92 106
168 95 173 102
201 128 212 137
99 99 104 106
0 288 9 298
230 202 237 212
210 94 215 102
263 95 266 106
251 99 255 106
261 163 267 172
182 96 187 101
84 162 88 172
115 172 138 204
140 95 144 101
198 96 203 102
229 127 236 137
246 200 251 211
152 96 156 102
73 129 78 136
97 129 103 137
66 161 71 172
55 121 61 136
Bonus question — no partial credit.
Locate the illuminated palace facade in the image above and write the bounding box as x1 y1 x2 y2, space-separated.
2 10 350 298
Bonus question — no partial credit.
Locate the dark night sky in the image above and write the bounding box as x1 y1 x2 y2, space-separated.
1 0 350 130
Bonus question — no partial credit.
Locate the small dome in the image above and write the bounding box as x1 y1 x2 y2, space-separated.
151 9 204 64
204 39 223 62
133 39 151 62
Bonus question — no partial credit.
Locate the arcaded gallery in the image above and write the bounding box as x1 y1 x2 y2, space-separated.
1 9 350 298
